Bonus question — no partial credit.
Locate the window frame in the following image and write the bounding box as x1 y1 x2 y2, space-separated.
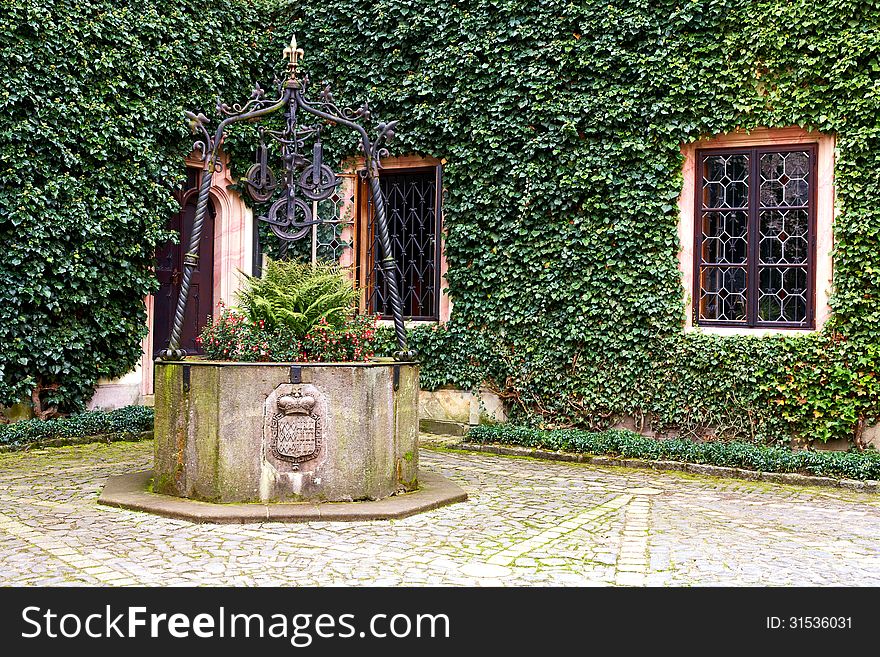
693 143 818 330
357 164 443 322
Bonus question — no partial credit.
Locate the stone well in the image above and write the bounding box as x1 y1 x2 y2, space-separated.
152 360 419 503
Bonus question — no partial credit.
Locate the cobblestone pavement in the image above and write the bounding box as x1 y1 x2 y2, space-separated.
0 440 878 586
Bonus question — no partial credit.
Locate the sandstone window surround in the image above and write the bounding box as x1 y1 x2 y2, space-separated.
678 128 835 335
344 154 451 324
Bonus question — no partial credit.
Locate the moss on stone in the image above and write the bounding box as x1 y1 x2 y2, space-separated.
154 362 420 503
190 366 221 500
153 472 175 495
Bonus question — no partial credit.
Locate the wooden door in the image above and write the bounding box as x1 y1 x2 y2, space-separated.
153 176 215 357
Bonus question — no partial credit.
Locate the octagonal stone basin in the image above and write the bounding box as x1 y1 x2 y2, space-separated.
152 360 419 503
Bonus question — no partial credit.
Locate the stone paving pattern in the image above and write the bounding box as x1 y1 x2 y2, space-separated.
0 440 878 586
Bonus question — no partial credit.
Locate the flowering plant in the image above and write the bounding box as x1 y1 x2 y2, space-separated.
301 314 378 362
197 302 380 363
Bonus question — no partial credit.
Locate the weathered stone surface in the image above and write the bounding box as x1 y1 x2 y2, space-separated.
778 473 817 487
0 401 33 423
811 437 853 452
419 387 507 426
651 460 687 473
99 470 466 523
864 423 880 450
476 389 508 424
153 362 419 503
420 387 473 424
734 468 762 481
419 418 469 436
87 367 145 411
535 449 577 463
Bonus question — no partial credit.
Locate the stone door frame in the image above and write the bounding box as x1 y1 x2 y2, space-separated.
140 153 254 398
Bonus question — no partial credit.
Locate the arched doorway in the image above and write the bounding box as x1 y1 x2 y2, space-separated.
137 154 254 399
152 167 216 358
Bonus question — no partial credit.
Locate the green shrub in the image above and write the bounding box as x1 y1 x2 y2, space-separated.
0 406 154 447
198 305 379 362
236 259 359 338
467 424 880 481
200 259 378 362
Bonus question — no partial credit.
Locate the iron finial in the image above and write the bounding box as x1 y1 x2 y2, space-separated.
283 34 305 75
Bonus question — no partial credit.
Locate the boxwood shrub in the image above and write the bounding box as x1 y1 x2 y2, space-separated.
0 406 154 448
467 424 880 481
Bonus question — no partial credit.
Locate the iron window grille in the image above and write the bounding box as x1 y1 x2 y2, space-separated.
362 165 442 321
694 144 817 329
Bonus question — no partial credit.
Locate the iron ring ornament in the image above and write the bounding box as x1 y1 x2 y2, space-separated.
157 35 415 362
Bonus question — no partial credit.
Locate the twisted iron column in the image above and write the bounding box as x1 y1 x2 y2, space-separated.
157 165 213 360
367 169 412 359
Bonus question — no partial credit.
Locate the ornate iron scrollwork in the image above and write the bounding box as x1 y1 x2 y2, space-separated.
158 35 415 362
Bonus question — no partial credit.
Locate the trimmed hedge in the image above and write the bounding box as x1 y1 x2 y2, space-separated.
467 424 880 481
0 406 153 447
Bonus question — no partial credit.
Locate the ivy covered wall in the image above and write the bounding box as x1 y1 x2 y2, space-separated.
270 0 880 443
2 0 879 442
0 0 275 415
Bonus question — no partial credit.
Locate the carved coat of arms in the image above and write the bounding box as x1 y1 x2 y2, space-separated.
269 389 322 467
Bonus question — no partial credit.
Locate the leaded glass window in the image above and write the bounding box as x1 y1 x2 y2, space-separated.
695 145 816 328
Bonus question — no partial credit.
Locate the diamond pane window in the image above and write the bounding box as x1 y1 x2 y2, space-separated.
695 146 816 328
364 167 441 320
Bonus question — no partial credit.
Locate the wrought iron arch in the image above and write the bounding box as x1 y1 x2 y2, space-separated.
157 35 414 361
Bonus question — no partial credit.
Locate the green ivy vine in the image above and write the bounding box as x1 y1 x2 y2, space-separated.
0 0 275 415
2 0 879 443
272 0 880 444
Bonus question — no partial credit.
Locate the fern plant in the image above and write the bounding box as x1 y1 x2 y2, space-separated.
236 259 359 338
